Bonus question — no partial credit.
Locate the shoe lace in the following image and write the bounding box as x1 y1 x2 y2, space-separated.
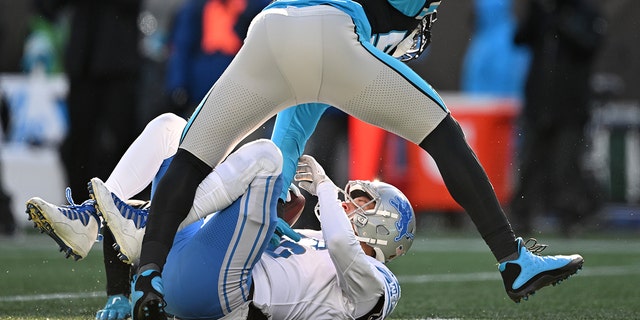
63 187 102 240
65 187 95 208
523 238 548 255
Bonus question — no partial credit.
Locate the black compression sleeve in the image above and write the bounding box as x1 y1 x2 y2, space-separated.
419 114 517 261
139 149 212 270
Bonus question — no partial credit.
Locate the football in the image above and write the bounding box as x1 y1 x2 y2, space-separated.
283 189 305 226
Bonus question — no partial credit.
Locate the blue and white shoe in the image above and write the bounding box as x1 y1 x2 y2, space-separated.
89 177 148 265
95 294 131 320
25 188 100 260
499 237 583 302
131 270 167 320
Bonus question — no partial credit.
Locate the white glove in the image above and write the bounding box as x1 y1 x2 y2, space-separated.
286 183 302 202
294 155 330 196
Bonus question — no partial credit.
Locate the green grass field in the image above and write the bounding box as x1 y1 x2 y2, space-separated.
1 228 639 320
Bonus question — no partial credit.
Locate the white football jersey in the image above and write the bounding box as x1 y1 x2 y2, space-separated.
252 231 399 319
251 183 401 320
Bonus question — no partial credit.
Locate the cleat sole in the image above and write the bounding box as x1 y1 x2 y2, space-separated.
508 260 583 303
25 203 83 261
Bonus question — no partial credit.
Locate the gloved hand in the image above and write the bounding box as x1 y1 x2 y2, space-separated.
286 183 302 202
95 294 131 320
294 155 330 196
269 217 301 247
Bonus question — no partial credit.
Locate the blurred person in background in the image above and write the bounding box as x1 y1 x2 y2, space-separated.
33 0 142 208
0 0 32 73
33 0 143 316
0 0 32 237
510 0 606 235
0 93 15 236
135 0 187 132
462 0 529 98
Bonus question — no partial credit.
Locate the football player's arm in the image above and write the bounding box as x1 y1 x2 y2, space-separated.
316 182 384 315
270 103 330 200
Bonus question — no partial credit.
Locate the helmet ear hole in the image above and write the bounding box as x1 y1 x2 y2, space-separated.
376 225 390 236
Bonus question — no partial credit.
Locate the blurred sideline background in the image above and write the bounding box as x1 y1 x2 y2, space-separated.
0 0 639 236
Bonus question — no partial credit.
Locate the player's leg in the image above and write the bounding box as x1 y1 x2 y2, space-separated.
162 173 282 319
24 113 184 260
311 7 583 302
178 139 285 230
96 227 134 320
134 140 283 319
104 113 186 200
135 6 297 288
88 113 185 264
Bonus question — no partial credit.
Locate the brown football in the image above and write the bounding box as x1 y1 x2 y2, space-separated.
283 189 305 226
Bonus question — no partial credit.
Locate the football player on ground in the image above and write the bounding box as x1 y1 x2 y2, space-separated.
29 136 415 319
146 142 413 319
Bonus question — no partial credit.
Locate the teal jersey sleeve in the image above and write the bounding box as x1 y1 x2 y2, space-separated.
271 103 330 199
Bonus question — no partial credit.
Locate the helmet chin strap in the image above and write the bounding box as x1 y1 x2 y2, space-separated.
373 247 386 263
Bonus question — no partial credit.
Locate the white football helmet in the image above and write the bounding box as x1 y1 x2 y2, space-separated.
344 180 416 263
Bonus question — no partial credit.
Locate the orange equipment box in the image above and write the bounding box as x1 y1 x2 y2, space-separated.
348 94 520 212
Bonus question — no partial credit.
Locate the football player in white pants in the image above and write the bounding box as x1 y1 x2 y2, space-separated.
158 150 414 320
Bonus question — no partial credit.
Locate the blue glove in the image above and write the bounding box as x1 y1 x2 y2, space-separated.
269 218 301 247
95 294 131 320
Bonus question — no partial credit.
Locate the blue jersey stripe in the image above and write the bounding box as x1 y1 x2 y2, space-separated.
222 186 252 313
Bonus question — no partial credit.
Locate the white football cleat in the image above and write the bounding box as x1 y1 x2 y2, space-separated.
25 189 100 260
89 177 147 265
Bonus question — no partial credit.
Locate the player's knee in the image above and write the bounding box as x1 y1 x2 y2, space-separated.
242 139 283 175
145 113 187 133
419 114 465 156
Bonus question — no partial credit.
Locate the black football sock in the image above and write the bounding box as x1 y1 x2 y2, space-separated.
103 227 132 296
419 114 517 261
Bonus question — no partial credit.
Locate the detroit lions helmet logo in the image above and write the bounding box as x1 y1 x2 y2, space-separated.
390 195 415 242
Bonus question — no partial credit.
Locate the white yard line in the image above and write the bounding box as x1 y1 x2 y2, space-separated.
2 265 638 303
397 264 640 283
0 291 104 302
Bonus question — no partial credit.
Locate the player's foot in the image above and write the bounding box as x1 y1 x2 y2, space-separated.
499 237 583 303
89 177 148 265
95 294 131 320
131 270 167 320
25 188 100 260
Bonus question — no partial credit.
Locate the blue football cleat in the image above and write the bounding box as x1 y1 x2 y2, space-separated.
499 237 583 302
131 270 167 320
